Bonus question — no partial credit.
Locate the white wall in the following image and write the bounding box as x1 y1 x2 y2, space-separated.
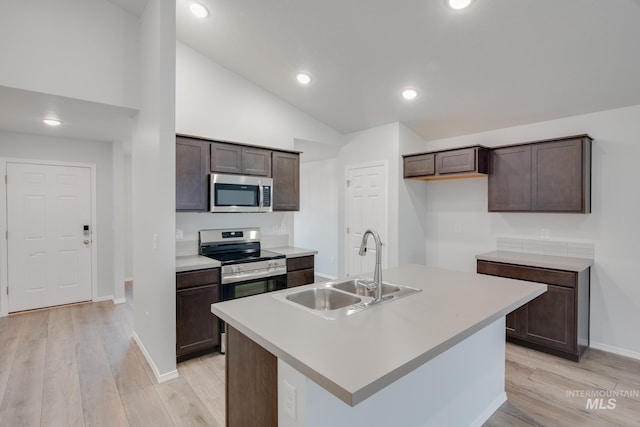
398 124 429 265
295 158 339 278
0 131 115 300
338 123 400 276
0 0 140 109
410 105 640 356
131 0 176 381
175 42 343 245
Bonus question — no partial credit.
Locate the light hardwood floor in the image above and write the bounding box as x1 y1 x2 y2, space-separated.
0 283 638 426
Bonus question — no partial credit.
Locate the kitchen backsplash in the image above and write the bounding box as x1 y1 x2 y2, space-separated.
497 237 594 259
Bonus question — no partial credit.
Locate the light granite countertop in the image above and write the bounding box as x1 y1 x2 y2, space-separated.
267 246 318 258
476 250 592 272
175 255 221 273
211 264 546 406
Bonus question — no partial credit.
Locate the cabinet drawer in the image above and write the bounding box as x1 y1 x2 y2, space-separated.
287 269 315 288
176 268 220 290
287 256 314 272
477 261 575 288
403 154 435 178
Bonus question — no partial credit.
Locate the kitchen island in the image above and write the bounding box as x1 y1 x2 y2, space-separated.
211 264 546 427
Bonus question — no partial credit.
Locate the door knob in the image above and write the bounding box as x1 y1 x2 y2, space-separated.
84 240 90 244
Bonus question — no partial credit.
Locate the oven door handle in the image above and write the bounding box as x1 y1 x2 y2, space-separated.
222 269 286 285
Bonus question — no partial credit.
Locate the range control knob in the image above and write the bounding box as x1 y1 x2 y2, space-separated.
232 266 240 273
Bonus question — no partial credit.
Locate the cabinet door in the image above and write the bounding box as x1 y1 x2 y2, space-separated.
176 137 209 211
211 142 242 174
242 147 272 176
404 154 435 178
522 284 576 353
436 148 477 174
488 145 532 211
272 151 300 211
532 138 587 212
505 311 518 337
176 284 220 359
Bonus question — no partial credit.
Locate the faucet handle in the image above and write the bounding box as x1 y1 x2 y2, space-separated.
356 278 377 290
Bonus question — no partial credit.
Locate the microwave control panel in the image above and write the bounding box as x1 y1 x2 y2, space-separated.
263 186 271 207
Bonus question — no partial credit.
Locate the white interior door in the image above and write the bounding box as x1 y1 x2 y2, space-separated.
345 163 387 277
7 163 92 312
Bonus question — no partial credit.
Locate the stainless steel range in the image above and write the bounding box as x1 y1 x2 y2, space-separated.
199 228 287 301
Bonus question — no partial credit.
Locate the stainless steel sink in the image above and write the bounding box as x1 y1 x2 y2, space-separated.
286 288 361 311
274 278 422 320
331 279 400 297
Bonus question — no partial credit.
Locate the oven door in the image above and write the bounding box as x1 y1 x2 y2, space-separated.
222 274 286 300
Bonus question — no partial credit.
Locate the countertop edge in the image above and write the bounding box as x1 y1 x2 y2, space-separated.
267 246 318 258
476 250 592 272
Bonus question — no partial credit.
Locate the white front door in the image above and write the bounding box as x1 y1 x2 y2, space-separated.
7 163 92 312
345 163 387 277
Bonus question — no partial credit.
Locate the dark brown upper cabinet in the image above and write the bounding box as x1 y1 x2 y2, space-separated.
242 147 272 177
403 146 489 180
210 142 243 174
176 136 209 211
403 153 434 178
210 141 271 177
489 135 592 213
488 145 532 211
272 151 300 211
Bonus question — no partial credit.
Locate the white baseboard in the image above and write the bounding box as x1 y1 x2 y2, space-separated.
315 272 338 280
591 341 640 361
113 297 126 305
93 295 114 302
470 392 507 427
132 331 179 384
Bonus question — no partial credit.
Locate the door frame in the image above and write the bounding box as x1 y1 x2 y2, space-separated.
343 160 389 277
0 158 98 317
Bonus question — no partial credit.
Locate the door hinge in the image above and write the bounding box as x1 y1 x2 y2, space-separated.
4 230 6 240
346 227 350 234
6 287 8 295
346 180 350 188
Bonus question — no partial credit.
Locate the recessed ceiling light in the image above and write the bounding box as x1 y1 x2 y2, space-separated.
447 0 472 10
190 2 209 18
296 73 312 85
43 118 62 126
402 89 419 100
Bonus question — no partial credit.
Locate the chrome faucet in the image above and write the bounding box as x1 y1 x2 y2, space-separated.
358 229 383 304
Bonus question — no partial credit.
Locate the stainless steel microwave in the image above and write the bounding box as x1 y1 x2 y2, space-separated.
210 174 273 213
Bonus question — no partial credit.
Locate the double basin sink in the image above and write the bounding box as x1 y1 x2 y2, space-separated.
274 278 421 320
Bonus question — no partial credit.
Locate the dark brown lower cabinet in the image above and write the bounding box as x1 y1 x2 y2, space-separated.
286 255 315 288
227 325 277 427
477 260 590 361
176 268 221 362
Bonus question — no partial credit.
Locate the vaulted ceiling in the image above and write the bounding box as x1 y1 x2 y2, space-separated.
176 0 640 140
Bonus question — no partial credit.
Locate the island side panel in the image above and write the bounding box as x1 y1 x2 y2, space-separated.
227 325 278 427
278 318 507 427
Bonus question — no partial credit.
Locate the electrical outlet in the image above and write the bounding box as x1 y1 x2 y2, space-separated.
283 380 296 420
